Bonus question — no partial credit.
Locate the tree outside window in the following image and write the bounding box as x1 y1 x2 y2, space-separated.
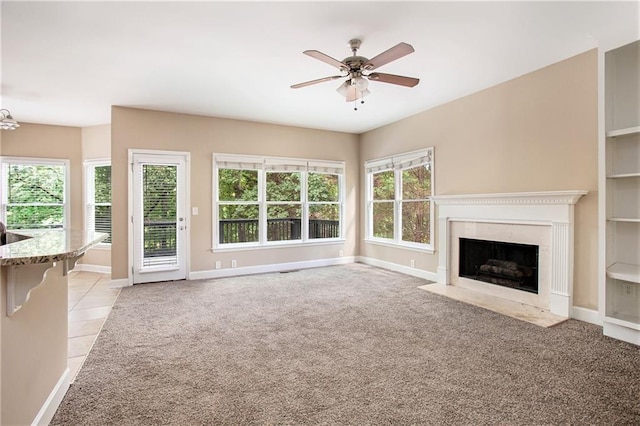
308 172 340 239
266 171 302 241
366 148 433 249
214 155 344 247
218 168 259 244
401 163 431 244
86 162 112 243
1 159 68 230
372 170 394 239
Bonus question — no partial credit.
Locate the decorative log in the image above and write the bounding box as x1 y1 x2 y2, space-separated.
482 259 533 277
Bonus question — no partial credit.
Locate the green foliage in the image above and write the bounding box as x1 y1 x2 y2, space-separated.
6 206 64 229
402 201 430 244
402 165 431 199
94 165 111 204
371 165 432 244
266 172 302 219
143 165 176 221
309 204 339 220
6 164 65 229
373 170 394 200
308 173 338 202
217 169 259 220
216 168 342 243
219 204 259 221
373 202 394 239
218 169 258 202
266 172 301 202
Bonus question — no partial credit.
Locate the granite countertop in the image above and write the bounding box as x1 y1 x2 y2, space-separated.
0 229 108 266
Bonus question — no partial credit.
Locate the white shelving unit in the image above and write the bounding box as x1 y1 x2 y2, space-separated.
603 40 640 345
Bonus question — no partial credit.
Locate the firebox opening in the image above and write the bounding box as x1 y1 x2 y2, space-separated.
459 238 539 294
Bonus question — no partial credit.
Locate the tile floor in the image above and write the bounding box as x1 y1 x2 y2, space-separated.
67 271 122 382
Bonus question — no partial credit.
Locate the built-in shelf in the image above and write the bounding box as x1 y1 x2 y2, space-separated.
602 40 639 346
606 262 640 284
606 126 640 138
607 172 640 179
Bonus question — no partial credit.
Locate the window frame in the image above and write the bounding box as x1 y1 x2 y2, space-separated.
0 156 70 230
212 154 345 251
84 159 112 247
365 148 434 253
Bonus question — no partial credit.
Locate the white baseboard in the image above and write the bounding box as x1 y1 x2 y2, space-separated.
356 256 438 282
32 367 70 426
570 306 602 326
188 256 356 280
603 321 640 346
72 263 111 274
109 278 131 288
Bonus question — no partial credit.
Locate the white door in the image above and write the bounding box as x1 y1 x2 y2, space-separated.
131 152 188 284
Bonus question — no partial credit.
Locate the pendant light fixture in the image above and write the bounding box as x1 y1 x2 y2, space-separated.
0 109 20 130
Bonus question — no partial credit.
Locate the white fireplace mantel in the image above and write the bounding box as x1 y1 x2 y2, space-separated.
432 190 587 317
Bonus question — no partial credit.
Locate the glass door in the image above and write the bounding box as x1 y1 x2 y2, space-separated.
132 152 187 283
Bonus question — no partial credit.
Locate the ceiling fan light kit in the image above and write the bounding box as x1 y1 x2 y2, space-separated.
0 109 20 130
291 38 420 110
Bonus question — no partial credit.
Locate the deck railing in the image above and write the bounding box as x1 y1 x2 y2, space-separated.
143 218 340 256
144 221 177 258
219 218 339 244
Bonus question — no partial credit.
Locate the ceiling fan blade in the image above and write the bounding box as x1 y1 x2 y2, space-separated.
291 75 343 89
303 50 347 70
364 42 415 70
368 72 419 88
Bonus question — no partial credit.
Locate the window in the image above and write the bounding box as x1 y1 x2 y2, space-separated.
214 154 344 248
365 148 433 250
85 160 112 244
1 157 69 230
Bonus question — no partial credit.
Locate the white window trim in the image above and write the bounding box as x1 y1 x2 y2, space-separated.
364 148 434 252
84 158 111 247
0 156 70 230
212 153 345 251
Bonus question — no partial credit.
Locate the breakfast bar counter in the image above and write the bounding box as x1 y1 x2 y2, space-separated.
0 229 107 425
0 229 107 267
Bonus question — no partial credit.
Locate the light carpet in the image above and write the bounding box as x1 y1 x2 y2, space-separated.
52 264 640 425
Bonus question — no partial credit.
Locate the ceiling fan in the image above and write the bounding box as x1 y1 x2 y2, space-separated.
291 39 419 108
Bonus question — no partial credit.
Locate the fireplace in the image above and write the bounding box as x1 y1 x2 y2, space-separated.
432 191 587 317
459 238 539 294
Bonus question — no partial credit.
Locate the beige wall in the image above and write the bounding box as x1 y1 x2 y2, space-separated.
1 263 68 425
1 123 84 231
111 107 360 279
360 49 599 309
82 124 111 159
81 124 112 267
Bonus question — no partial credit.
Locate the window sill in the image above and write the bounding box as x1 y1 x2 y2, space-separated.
363 238 435 254
211 238 346 253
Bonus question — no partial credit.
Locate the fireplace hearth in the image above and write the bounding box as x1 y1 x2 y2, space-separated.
459 238 539 294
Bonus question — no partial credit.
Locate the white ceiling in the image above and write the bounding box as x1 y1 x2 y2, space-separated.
1 1 639 134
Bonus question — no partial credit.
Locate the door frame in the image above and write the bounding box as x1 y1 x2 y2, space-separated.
128 149 191 285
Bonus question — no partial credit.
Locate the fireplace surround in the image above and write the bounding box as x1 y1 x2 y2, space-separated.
432 191 587 317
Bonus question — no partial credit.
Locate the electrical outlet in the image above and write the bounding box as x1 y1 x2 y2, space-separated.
215 261 221 270
339 250 344 257
410 259 415 268
231 260 237 268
